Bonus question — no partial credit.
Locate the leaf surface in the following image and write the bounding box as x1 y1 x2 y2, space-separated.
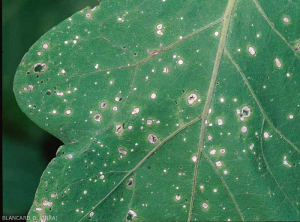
14 0 300 221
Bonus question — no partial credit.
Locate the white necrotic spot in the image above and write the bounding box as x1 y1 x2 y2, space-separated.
210 149 216 155
275 58 282 68
147 119 153 125
132 108 140 115
163 67 169 73
283 17 289 23
27 85 34 92
127 177 134 187
95 64 99 69
200 185 204 190
127 210 137 220
52 110 57 114
215 161 222 167
213 188 218 193
283 156 291 167
100 101 108 109
118 147 127 157
66 109 72 115
115 124 124 134
156 24 163 29
288 114 294 119
37 51 42 56
89 212 94 218
157 30 163 35
177 59 184 65
94 114 101 122
248 46 256 56
115 97 122 102
33 62 47 73
241 126 248 133
188 94 197 105
67 154 73 159
202 203 209 209
128 125 133 130
192 155 197 163
286 73 290 77
175 194 181 201
83 190 87 194
264 132 270 139
113 106 118 111
42 200 53 207
43 44 49 49
220 149 226 154
147 134 158 144
214 31 219 36
240 106 251 121
207 135 212 141
249 143 254 150
86 13 91 18
217 119 223 125
220 97 224 103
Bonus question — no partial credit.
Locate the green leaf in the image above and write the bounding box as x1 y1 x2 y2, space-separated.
13 0 300 221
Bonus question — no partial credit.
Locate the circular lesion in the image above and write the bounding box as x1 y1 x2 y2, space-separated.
33 62 47 74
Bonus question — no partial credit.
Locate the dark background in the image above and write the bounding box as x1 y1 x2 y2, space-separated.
2 0 98 217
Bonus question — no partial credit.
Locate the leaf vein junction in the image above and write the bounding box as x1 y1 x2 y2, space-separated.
78 116 202 221
187 0 237 221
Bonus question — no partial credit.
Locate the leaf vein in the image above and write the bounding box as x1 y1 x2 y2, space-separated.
78 116 201 221
187 0 237 221
225 49 299 153
252 0 300 60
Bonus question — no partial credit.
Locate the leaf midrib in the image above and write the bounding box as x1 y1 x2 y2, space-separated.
25 0 299 220
187 0 241 221
79 1 238 221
